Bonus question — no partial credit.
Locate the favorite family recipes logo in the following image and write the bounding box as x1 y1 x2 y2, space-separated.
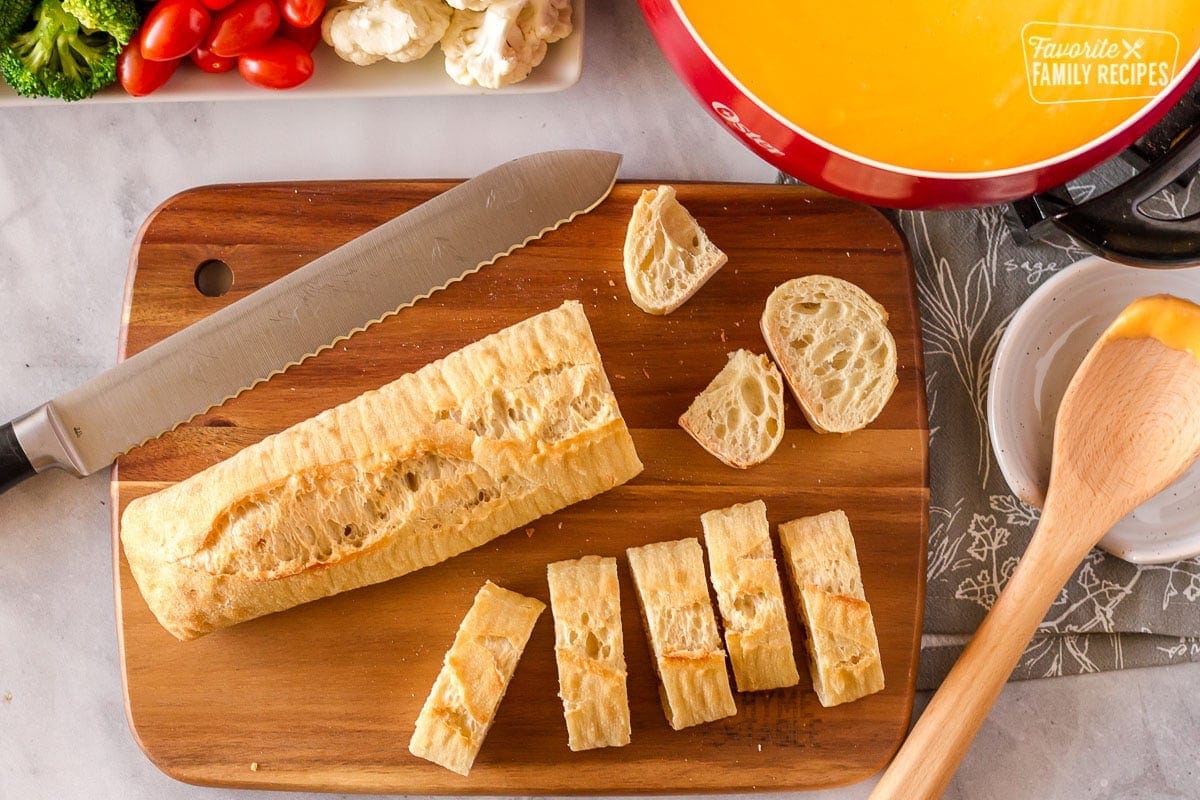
1022 22 1179 104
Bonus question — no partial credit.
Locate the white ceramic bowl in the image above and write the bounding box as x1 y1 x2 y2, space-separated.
989 256 1200 563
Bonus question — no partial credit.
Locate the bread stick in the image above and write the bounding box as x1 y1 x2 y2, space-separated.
701 500 799 691
626 538 736 729
778 510 884 707
409 581 545 775
547 556 631 751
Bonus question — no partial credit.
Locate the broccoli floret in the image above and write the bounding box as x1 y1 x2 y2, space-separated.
0 0 119 100
0 0 36 38
61 0 137 44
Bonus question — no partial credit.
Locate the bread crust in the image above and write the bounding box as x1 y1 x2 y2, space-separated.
626 538 737 729
778 510 884 707
547 556 631 751
120 302 642 640
408 581 545 775
701 500 799 692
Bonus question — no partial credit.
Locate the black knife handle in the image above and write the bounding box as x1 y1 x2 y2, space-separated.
0 422 34 494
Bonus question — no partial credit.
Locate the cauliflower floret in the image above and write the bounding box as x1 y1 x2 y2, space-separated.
525 0 571 43
322 0 452 66
440 0 571 89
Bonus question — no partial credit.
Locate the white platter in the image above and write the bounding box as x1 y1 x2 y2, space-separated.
0 0 583 105
989 255 1200 564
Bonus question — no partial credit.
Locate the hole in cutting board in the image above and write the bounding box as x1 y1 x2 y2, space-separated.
194 260 234 297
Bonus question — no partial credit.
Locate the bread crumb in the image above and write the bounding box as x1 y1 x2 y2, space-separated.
607 279 615 287
525 527 535 538
557 522 563 529
757 744 762 752
641 368 650 379
250 762 259 772
719 329 727 342
615 374 626 380
3 691 11 702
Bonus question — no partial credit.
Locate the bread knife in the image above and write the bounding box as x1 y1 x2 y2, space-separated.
0 149 622 495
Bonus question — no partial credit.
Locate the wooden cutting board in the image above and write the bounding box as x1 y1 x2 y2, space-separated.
112 180 928 794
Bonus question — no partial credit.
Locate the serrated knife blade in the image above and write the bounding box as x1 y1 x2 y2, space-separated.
0 150 622 494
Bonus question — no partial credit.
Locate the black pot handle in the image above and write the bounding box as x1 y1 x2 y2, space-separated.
1045 124 1200 268
0 421 34 494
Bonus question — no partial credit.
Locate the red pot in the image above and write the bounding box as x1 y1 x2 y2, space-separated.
640 0 1200 211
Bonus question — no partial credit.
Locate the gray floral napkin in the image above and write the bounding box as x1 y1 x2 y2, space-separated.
781 169 1200 690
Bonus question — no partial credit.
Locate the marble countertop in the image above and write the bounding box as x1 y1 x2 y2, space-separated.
1 1 1197 798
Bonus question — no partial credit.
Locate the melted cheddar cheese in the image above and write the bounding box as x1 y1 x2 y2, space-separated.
1104 295 1200 364
676 0 1200 173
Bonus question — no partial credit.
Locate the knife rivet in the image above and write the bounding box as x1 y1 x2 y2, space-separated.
194 260 234 298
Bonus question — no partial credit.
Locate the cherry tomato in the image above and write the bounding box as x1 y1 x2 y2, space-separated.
139 0 210 61
280 0 324 29
118 40 182 96
198 0 236 11
238 37 314 89
278 18 320 52
190 42 236 72
207 0 280 58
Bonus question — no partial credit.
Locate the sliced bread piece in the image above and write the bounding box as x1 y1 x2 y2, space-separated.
408 581 545 775
778 510 884 707
626 538 737 729
679 350 785 468
623 185 727 315
761 275 898 434
547 556 631 751
701 500 800 692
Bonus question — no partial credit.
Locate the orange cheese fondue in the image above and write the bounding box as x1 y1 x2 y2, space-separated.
675 0 1200 173
1104 296 1200 365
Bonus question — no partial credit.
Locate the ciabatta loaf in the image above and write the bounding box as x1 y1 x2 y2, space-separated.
408 581 545 775
120 302 642 640
547 556 631 751
761 275 897 433
679 350 785 468
623 185 727 315
626 538 736 729
701 500 799 692
778 510 884 707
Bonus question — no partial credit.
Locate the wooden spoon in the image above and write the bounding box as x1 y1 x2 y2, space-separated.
870 294 1200 800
